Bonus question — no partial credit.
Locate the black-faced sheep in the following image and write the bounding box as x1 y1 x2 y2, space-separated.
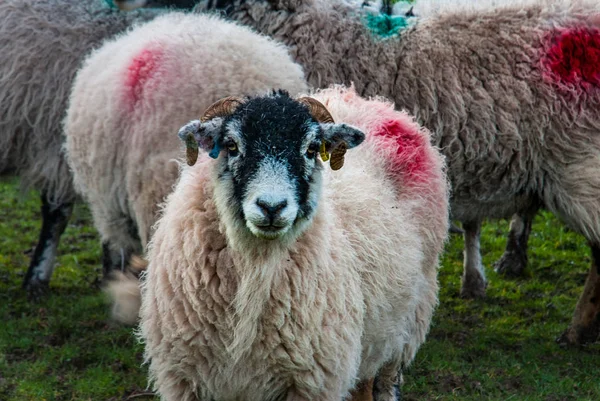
63 11 308 319
0 0 169 296
137 85 449 401
192 0 600 345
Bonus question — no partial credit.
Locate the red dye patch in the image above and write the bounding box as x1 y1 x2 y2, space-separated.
372 119 431 185
542 27 600 87
124 47 164 108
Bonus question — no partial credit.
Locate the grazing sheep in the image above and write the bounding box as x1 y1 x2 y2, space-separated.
0 0 168 296
193 0 600 345
63 11 308 302
137 85 448 401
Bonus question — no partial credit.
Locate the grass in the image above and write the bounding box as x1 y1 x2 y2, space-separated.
1 175 599 400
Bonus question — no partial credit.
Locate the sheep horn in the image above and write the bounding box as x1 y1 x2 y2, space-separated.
297 97 335 124
200 96 245 122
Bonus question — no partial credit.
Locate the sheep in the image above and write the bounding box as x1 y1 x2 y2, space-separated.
136 85 448 401
63 11 308 311
191 0 600 345
111 0 198 10
0 0 175 297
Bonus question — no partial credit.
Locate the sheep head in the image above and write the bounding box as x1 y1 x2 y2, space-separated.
177 90 365 241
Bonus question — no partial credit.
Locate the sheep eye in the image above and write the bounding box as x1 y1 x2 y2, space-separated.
226 141 239 156
306 143 318 159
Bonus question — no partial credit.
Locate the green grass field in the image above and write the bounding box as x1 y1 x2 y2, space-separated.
1 175 599 400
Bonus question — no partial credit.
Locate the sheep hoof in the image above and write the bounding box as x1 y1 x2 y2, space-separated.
460 275 487 299
494 250 527 277
24 278 50 301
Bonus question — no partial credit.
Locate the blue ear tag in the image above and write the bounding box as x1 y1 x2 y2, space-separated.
208 143 221 159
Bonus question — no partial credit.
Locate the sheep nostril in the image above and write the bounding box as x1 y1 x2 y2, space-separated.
256 198 288 221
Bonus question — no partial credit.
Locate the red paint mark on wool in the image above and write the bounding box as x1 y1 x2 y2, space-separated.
542 27 600 87
372 119 431 185
124 46 164 108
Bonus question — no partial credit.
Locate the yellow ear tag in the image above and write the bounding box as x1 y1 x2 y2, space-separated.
319 141 330 162
330 142 347 171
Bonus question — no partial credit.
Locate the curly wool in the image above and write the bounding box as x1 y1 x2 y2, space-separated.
138 85 448 401
0 0 161 204
64 12 308 259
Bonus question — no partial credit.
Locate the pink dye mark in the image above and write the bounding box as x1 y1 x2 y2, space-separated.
124 46 164 109
372 119 431 185
542 27 600 87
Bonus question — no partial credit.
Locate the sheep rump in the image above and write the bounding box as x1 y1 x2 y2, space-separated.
137 85 449 400
64 11 308 289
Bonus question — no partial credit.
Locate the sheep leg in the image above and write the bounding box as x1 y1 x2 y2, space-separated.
494 205 539 277
101 241 129 277
101 216 141 278
449 221 464 235
460 220 487 298
372 363 402 401
348 378 374 401
23 193 73 299
557 244 600 346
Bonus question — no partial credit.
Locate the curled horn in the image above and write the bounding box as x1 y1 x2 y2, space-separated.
297 97 335 124
200 96 245 122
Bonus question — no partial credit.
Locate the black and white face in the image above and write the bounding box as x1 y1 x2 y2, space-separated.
179 91 365 241
227 106 322 239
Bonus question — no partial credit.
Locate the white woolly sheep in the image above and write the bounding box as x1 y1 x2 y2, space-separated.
0 0 172 296
137 85 448 401
194 0 600 345
63 11 308 301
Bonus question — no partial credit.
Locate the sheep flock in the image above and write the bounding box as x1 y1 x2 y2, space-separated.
2 0 600 399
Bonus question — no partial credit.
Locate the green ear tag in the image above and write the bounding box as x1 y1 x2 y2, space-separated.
184 135 199 166
320 141 330 162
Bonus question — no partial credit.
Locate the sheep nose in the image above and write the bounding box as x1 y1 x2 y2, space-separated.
256 198 288 222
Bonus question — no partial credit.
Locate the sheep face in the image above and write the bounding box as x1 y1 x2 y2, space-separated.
178 91 365 242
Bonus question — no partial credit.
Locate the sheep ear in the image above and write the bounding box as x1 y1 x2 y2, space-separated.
177 118 225 166
320 124 365 171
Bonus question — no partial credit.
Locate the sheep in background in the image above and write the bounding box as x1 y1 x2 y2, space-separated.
110 0 198 10
63 11 308 313
0 0 171 297
137 85 448 401
192 0 600 345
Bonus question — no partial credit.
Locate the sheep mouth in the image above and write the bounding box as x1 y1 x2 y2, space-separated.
248 223 290 240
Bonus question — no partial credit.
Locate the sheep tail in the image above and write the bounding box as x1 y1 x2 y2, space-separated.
103 254 148 326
